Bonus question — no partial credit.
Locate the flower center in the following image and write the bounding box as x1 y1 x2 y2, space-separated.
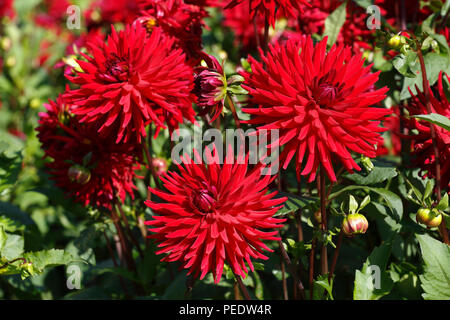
100 55 129 82
192 186 217 214
315 83 339 107
146 18 157 33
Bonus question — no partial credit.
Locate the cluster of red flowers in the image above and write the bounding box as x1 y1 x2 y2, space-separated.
404 73 450 192
37 95 141 208
33 0 450 282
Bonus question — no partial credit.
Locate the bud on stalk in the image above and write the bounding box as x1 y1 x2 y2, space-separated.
342 213 369 237
416 208 442 228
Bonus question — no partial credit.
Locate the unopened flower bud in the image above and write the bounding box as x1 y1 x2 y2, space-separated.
342 213 369 236
68 165 91 185
416 208 442 228
152 158 168 176
388 35 402 49
361 155 374 172
1 37 11 51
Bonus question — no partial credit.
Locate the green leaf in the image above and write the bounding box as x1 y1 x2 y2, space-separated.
23 249 77 274
349 195 359 214
274 192 318 217
392 52 418 78
413 113 450 132
0 215 25 233
353 241 395 300
423 180 434 202
401 52 450 100
330 186 403 221
359 195 371 212
0 226 6 253
323 2 347 46
436 193 449 211
416 234 450 299
343 159 398 185
1 234 24 260
0 142 22 193
313 275 334 300
442 0 450 16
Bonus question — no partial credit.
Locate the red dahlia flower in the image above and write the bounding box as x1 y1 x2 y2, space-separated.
136 0 207 64
145 149 286 283
225 0 309 27
65 24 196 144
37 95 140 208
242 37 390 182
404 73 450 193
222 0 265 52
35 0 71 30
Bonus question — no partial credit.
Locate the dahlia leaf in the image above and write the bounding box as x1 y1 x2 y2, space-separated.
436 193 449 211
0 233 24 260
323 2 347 46
273 192 318 217
0 142 22 194
413 113 450 132
416 234 450 300
343 159 398 186
401 52 450 100
0 226 6 254
353 240 395 300
22 249 77 274
312 275 334 300
392 52 418 78
442 0 450 17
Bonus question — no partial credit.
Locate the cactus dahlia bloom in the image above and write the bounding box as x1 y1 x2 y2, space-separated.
65 24 196 144
145 149 286 283
242 36 390 182
136 0 208 64
404 73 450 193
225 0 309 27
37 95 140 208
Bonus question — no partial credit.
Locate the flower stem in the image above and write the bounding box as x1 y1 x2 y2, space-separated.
328 231 344 284
235 274 252 300
277 238 306 300
103 231 130 298
412 35 450 245
319 168 329 275
309 238 316 300
0 258 26 270
280 259 288 300
142 139 161 192
116 200 144 259
226 94 241 129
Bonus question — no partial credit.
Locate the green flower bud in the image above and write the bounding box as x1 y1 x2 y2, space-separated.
416 208 442 228
361 155 374 172
388 35 402 49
